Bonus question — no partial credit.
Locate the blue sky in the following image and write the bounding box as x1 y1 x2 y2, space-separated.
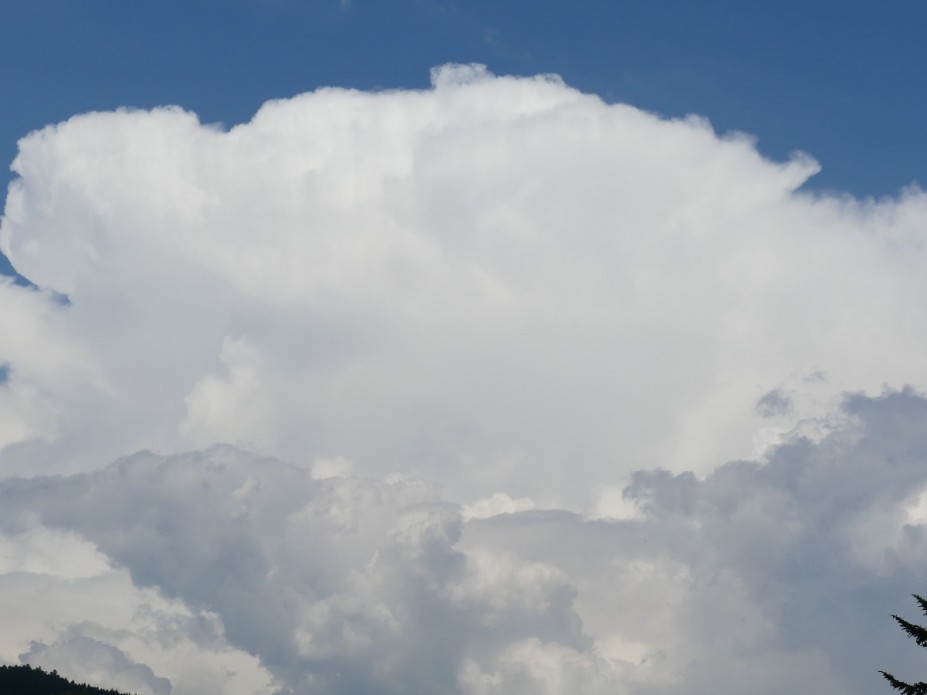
2 0 925 204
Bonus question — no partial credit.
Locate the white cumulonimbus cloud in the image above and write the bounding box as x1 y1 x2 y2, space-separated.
1 65 927 693
2 64 927 506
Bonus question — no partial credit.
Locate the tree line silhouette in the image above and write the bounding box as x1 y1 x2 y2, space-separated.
0 664 134 695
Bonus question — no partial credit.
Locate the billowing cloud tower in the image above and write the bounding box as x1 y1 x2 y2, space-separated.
2 66 927 694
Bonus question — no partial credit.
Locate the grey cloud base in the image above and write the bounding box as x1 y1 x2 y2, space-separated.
2 390 927 694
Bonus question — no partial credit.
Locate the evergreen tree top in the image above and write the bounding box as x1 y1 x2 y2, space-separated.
893 614 927 649
883 594 927 694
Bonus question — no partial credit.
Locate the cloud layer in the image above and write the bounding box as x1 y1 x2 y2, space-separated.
3 391 927 694
2 65 927 692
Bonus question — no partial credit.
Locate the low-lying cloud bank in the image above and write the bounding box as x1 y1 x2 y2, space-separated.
2 65 927 692
2 390 927 694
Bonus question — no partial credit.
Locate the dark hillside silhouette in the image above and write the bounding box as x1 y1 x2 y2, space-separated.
0 664 134 695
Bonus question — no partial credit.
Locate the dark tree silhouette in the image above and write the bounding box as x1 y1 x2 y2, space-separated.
882 594 927 694
0 664 133 695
